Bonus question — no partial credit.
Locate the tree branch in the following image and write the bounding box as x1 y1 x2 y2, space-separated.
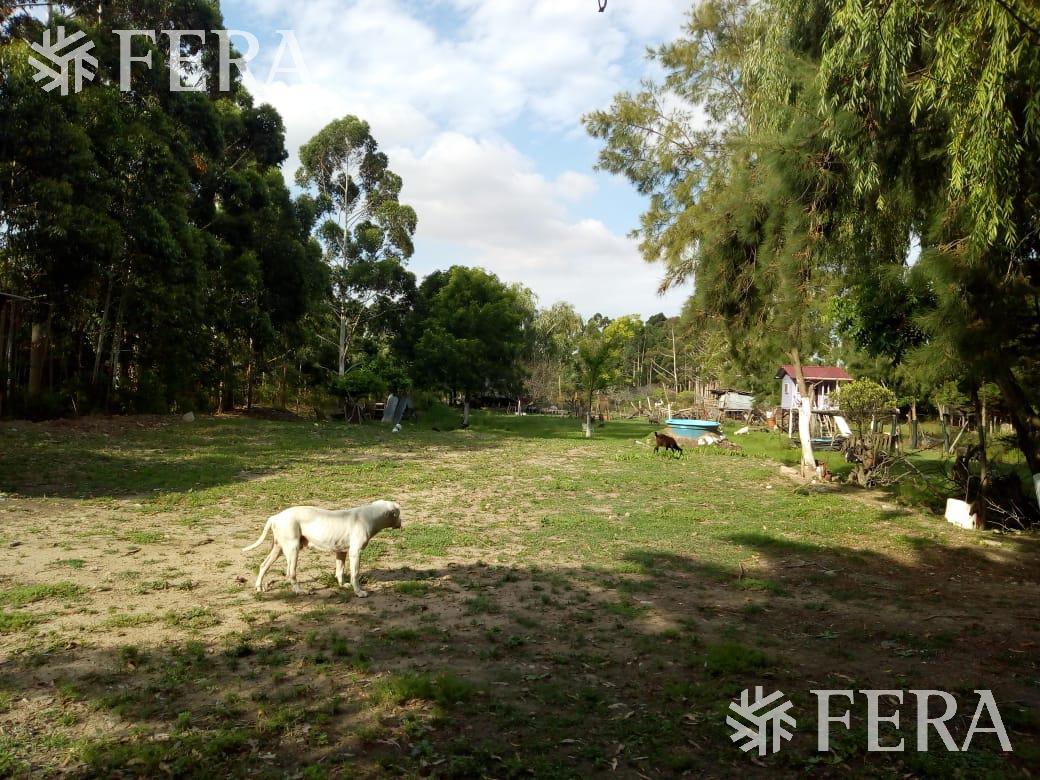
991 0 1040 42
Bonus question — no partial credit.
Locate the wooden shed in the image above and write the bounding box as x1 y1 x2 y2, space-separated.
710 388 755 418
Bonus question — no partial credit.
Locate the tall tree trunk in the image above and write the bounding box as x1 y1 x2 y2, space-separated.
295 360 303 414
0 304 6 414
971 385 989 526
993 367 1040 507
246 350 255 411
585 386 594 438
4 301 15 403
109 285 128 396
46 307 54 393
92 271 114 386
463 399 470 426
278 362 289 411
220 352 235 413
337 305 347 377
337 181 352 379
0 303 6 417
28 319 49 398
789 349 816 475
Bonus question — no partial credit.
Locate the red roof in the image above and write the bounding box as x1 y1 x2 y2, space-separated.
777 365 852 382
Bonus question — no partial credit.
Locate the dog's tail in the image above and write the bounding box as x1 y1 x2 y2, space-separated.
242 517 274 552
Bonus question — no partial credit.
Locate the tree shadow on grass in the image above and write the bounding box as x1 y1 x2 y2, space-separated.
0 418 505 500
2 532 1038 778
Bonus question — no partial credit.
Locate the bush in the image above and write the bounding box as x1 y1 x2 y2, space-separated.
833 379 900 487
833 379 897 432
329 368 387 402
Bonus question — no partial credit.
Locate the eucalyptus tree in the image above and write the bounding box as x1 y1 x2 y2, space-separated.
296 117 418 381
0 2 324 415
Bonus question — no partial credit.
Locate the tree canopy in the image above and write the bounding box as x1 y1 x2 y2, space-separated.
587 0 1040 492
0 2 324 415
407 267 534 422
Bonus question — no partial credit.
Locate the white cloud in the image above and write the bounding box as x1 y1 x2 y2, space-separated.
393 133 688 318
223 0 694 318
237 0 690 132
554 171 598 201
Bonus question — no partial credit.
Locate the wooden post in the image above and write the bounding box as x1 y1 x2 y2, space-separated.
28 320 48 399
0 303 6 416
4 301 15 402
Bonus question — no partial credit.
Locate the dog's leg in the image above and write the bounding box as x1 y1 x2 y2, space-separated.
255 544 282 593
284 543 301 594
348 545 367 598
335 551 346 587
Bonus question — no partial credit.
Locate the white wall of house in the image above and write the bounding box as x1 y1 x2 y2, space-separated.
779 376 842 410
780 375 799 410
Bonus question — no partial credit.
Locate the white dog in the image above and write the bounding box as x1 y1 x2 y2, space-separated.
243 500 401 597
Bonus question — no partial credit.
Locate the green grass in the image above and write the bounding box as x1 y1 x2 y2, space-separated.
100 613 161 629
0 583 84 607
392 580 430 596
125 531 165 545
371 672 475 707
163 607 220 631
0 610 38 633
704 642 775 677
0 411 1036 778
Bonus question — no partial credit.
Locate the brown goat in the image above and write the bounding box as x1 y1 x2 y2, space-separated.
654 431 683 457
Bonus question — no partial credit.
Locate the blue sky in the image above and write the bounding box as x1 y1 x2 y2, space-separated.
220 0 694 319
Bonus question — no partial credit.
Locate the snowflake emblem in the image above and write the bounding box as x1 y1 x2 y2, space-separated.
726 686 797 755
29 26 98 95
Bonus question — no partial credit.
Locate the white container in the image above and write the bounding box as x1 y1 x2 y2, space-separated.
944 498 977 530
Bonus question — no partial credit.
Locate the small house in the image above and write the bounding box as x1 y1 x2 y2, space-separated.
776 364 853 441
777 365 852 412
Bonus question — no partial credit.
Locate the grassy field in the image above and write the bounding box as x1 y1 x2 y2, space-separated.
0 412 1037 778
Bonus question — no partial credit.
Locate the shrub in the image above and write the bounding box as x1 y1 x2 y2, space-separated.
833 379 897 436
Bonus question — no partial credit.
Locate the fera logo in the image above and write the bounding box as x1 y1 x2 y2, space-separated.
728 688 1013 756
28 28 310 95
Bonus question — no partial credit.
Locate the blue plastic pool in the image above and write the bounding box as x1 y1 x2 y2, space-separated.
666 419 722 435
